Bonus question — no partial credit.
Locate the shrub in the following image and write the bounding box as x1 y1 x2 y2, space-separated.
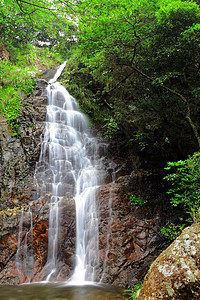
160 223 185 241
129 194 147 206
126 283 143 300
164 152 200 222
0 44 63 132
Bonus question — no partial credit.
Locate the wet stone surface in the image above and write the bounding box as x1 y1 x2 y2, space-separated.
97 173 164 288
0 69 166 288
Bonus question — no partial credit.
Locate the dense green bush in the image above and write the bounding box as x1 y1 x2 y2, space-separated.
129 194 147 206
164 152 200 222
160 223 185 241
0 44 62 130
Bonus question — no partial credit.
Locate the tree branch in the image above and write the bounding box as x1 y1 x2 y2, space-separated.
129 65 200 149
104 71 134 95
16 0 52 11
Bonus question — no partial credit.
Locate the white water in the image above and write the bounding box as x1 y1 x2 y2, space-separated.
33 62 104 282
16 208 34 283
48 61 67 84
100 174 115 282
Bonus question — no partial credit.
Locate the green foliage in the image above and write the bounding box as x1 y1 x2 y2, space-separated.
0 0 75 49
160 223 185 241
9 44 62 68
0 44 63 131
134 132 149 151
4 0 195 164
103 117 119 139
60 0 200 161
0 87 21 123
150 0 200 77
129 194 147 206
164 152 200 222
0 62 35 96
103 113 122 139
126 283 143 300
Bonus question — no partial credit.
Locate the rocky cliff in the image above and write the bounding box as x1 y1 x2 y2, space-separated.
0 79 48 211
0 78 48 283
0 69 167 287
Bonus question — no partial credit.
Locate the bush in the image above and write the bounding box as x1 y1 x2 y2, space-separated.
160 223 185 241
129 194 147 206
126 283 143 300
164 152 200 222
0 87 21 123
0 44 63 131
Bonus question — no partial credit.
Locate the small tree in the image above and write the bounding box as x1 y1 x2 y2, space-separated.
164 152 200 222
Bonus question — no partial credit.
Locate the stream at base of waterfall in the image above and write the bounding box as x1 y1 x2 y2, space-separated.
15 62 113 287
0 283 127 299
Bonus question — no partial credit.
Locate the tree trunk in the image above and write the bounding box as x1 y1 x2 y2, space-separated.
130 65 200 149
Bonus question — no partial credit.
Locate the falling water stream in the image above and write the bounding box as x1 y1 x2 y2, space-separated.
33 61 103 282
11 62 126 299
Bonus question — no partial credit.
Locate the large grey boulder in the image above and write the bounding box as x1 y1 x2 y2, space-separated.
138 223 200 299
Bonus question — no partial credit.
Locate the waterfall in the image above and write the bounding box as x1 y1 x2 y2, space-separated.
32 62 104 282
16 208 34 283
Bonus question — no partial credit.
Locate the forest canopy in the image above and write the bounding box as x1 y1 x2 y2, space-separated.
0 0 76 46
1 0 200 166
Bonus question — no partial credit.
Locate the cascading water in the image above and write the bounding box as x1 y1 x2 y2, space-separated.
33 62 104 282
16 208 34 283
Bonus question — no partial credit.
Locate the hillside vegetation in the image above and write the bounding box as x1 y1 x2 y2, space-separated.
62 0 200 167
1 0 200 290
1 0 200 165
0 44 62 132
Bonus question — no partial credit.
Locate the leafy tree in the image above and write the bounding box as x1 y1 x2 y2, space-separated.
66 0 200 162
1 0 200 165
149 0 200 85
0 0 75 48
164 152 200 222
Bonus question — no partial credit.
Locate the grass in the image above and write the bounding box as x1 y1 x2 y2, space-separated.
0 44 63 129
126 283 143 299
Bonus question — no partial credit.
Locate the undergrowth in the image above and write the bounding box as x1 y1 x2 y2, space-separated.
126 283 143 299
0 44 62 130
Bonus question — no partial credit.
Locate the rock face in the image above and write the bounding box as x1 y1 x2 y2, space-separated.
0 68 166 286
0 78 48 283
97 173 164 288
0 167 165 285
0 79 48 211
138 223 200 299
0 196 76 284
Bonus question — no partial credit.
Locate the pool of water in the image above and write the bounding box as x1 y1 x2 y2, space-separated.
0 283 127 299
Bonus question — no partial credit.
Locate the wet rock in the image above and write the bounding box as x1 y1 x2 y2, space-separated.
0 166 165 286
0 195 76 284
0 80 48 210
138 223 200 299
42 68 60 82
0 67 167 286
97 175 164 288
0 77 49 283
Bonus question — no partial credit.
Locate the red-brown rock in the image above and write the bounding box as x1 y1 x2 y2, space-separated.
97 175 163 288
